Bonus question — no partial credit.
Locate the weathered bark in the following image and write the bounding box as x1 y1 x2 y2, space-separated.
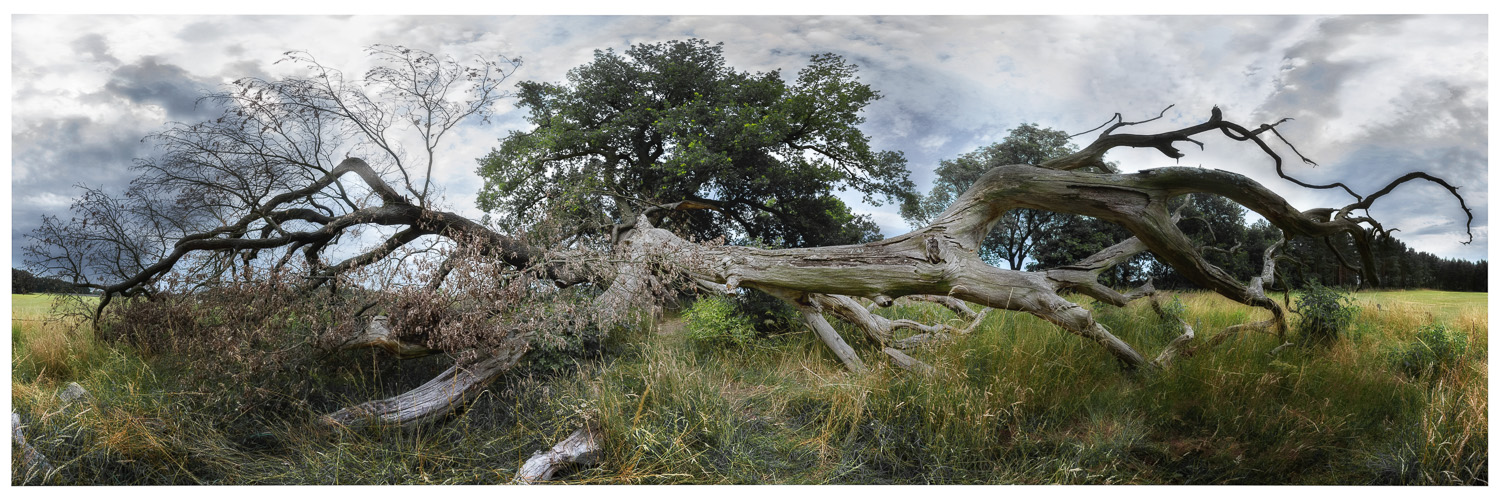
802 310 867 372
610 129 1424 370
814 294 949 343
514 424 603 483
336 315 441 359
883 347 935 375
12 412 55 480
324 340 527 428
1207 237 1289 345
870 294 983 320
1152 321 1195 368
622 220 1151 368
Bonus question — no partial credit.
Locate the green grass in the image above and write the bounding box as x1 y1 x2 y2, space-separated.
1351 289 1487 324
11 293 94 318
11 290 1488 484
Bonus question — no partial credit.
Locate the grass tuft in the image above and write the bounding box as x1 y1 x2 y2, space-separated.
11 290 1488 484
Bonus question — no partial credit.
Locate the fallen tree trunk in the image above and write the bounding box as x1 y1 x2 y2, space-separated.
883 347 935 375
12 412 55 480
336 315 441 359
514 424 604 483
324 340 527 428
62 106 1474 434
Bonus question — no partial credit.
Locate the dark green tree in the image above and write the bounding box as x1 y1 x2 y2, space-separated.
1027 214 1150 287
476 39 914 248
12 268 35 294
1147 194 1251 288
902 124 1081 269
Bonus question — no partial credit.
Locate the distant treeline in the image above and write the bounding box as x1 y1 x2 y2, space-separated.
12 268 95 295
1027 194 1486 293
1282 233 1487 292
1142 224 1485 293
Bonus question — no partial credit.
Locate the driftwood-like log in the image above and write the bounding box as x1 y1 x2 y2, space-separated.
799 308 868 373
868 294 983 320
514 424 603 483
622 220 1152 369
324 340 527 428
1152 321 1195 368
758 286 867 372
12 412 55 479
338 315 441 359
883 347 935 375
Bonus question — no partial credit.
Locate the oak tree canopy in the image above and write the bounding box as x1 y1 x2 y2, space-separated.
476 39 916 248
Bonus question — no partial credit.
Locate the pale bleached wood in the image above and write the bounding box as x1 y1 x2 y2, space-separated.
12 412 55 479
514 424 603 483
883 348 935 375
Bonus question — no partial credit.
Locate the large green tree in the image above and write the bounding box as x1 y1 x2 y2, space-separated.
477 39 915 247
902 124 1081 269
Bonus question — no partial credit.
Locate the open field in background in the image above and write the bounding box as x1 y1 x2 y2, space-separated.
1351 290 1488 324
11 290 1488 484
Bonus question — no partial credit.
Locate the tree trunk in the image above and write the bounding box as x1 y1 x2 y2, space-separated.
883 348 935 375
336 315 441 359
324 340 527 428
12 412 55 480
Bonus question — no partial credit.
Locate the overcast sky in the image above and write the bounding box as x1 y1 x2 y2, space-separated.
7 13 1489 270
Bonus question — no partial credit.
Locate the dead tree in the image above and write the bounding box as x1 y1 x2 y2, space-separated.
26 46 1473 430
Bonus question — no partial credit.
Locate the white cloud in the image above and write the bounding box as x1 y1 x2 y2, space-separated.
10 14 1488 265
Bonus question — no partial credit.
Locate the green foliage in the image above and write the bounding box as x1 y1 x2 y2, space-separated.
730 288 800 334
682 295 757 347
1294 282 1360 345
1388 323 1469 377
476 38 915 248
1152 296 1189 340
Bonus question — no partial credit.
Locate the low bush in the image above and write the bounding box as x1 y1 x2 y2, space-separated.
682 295 757 347
731 288 800 334
1295 283 1359 345
1389 323 1469 378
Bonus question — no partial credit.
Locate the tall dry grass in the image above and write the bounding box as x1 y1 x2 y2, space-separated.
10 290 1488 484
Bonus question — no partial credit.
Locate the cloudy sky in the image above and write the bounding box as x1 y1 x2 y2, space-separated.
8 13 1489 270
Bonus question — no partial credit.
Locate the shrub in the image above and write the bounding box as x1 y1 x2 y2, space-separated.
683 295 757 347
1151 295 1188 340
1295 283 1359 345
732 288 800 334
1389 323 1469 377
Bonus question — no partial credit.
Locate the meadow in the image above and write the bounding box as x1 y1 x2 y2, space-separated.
10 289 1487 484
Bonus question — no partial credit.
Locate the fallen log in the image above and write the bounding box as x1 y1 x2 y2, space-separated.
515 423 603 483
12 412 55 480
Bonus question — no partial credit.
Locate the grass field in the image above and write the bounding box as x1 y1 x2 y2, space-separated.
10 289 1488 484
